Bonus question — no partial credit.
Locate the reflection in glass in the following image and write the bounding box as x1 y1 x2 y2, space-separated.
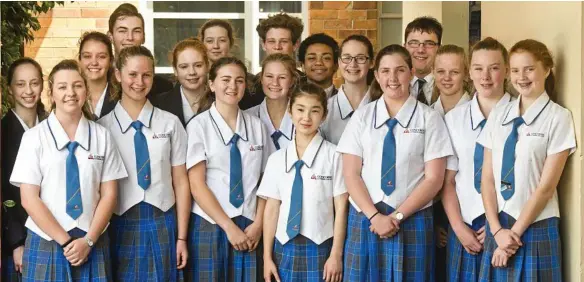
153 1 244 13
259 1 301 13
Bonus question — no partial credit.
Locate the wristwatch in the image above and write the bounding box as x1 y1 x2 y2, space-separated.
84 236 94 248
395 211 404 222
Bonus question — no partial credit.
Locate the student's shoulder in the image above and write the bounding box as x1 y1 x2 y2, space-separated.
153 106 182 125
244 104 261 117
444 101 470 125
185 108 212 130
242 109 264 126
547 100 574 123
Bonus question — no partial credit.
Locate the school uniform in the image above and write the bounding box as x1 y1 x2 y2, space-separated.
1 110 40 281
185 102 269 282
320 85 371 145
323 84 338 98
239 72 265 110
337 95 453 282
98 100 187 282
257 133 346 281
152 83 211 127
92 83 118 119
146 74 174 99
245 99 294 154
410 74 434 105
9 112 127 282
431 92 472 117
476 92 575 282
443 93 513 281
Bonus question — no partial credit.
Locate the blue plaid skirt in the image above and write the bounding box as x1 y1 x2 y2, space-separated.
22 228 111 282
186 214 258 282
344 203 434 282
109 202 182 282
273 235 333 282
2 254 21 282
446 214 486 282
479 212 561 282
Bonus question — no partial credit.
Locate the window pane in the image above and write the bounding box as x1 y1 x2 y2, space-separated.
153 19 245 67
153 1 244 13
381 2 402 14
380 18 402 47
259 1 301 13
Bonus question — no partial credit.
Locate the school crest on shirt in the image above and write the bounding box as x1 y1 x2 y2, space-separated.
249 145 264 151
152 133 172 139
403 128 425 134
311 174 333 181
87 154 105 161
526 132 545 138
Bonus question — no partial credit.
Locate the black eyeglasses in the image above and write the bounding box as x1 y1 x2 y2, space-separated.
340 55 369 64
407 40 439 49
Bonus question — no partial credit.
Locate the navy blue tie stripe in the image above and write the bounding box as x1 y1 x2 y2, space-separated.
271 130 283 150
473 119 487 193
229 134 244 208
381 119 398 196
501 117 525 200
287 160 304 239
131 121 151 190
66 141 83 220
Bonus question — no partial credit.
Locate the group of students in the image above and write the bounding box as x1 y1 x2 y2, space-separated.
0 3 576 282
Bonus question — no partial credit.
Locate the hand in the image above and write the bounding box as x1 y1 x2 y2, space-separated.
453 224 482 255
369 214 399 238
176 240 188 269
225 224 250 252
436 226 448 248
243 220 263 252
493 229 522 255
491 247 510 267
476 225 486 245
13 246 24 273
263 258 281 282
64 238 91 266
323 255 343 282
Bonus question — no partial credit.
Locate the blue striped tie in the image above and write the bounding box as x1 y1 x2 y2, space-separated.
229 134 244 208
501 117 525 200
131 121 151 190
271 130 283 150
381 119 398 196
473 119 487 193
287 160 304 239
66 141 83 220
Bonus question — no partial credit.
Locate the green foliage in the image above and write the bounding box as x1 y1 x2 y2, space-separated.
1 2 63 116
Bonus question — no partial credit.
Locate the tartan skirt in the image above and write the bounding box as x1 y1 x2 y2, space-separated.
478 212 561 282
343 202 434 282
109 202 182 282
2 254 22 282
273 235 333 282
186 214 258 282
446 214 486 282
22 228 111 282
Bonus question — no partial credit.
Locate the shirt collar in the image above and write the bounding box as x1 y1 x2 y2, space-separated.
324 84 335 98
502 92 550 126
469 94 486 130
374 95 418 129
113 100 155 133
258 99 294 141
336 85 372 120
209 102 248 145
11 109 39 131
47 111 91 151
285 133 325 172
93 83 108 118
410 73 434 87
433 92 471 116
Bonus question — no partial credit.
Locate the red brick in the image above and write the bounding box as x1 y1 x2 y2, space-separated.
322 1 350 10
338 10 367 20
36 10 53 18
367 10 378 19
67 18 96 29
310 20 324 34
353 19 377 30
96 19 109 29
324 19 352 29
310 1 323 9
367 30 378 42
353 1 377 10
310 10 339 20
322 29 338 39
50 8 81 18
38 18 68 28
338 29 366 39
81 8 112 18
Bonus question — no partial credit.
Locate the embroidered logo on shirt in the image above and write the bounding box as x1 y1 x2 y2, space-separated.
3 200 15 208
249 145 264 151
526 132 545 137
87 154 105 161
153 133 172 139
404 128 425 134
311 174 333 181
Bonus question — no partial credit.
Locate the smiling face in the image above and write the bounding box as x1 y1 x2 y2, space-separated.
262 28 296 56
9 63 43 110
510 51 549 98
469 49 508 98
80 39 112 82
434 53 465 97
261 61 293 101
209 64 246 106
110 16 144 56
51 69 87 116
174 48 208 92
405 31 439 77
203 25 231 63
374 54 413 100
115 55 154 103
339 40 372 84
303 43 336 86
289 94 325 136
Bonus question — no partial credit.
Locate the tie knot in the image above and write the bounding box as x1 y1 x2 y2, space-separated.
67 141 79 153
230 134 240 144
272 131 283 139
131 121 144 131
418 78 426 87
294 160 304 170
478 119 487 129
513 117 525 128
386 119 398 130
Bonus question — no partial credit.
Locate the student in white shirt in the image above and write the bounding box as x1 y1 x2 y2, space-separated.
186 57 270 282
321 34 374 145
245 53 299 154
298 33 340 98
98 46 190 282
11 59 127 281
78 31 117 119
152 38 213 127
260 83 348 282
338 44 453 281
442 37 514 281
478 39 575 281
430 44 472 116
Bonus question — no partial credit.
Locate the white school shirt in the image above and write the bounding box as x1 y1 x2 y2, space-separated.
444 93 513 225
180 86 196 123
245 99 294 155
320 85 371 145
477 92 576 222
410 74 434 103
12 109 39 130
257 134 347 245
186 103 270 224
98 100 187 215
93 83 108 118
324 84 335 99
10 112 127 241
337 96 453 212
431 92 471 117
